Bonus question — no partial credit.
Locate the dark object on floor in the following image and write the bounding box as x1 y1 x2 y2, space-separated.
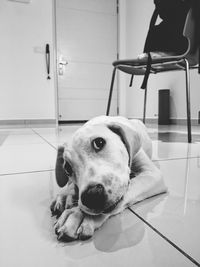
198 111 200 124
158 89 170 125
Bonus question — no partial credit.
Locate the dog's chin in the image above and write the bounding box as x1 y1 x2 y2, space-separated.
80 197 123 216
102 196 123 214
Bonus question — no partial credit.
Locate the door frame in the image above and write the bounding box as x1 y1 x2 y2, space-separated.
52 0 59 126
52 0 120 123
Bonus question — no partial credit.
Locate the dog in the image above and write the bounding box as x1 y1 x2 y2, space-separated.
51 116 167 241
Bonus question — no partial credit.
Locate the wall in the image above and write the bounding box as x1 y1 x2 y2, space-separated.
120 0 200 121
118 0 127 116
0 0 56 121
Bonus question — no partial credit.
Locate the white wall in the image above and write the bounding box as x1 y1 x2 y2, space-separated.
0 0 56 120
118 0 127 116
120 0 200 121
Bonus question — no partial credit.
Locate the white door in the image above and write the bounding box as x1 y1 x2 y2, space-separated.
56 0 118 121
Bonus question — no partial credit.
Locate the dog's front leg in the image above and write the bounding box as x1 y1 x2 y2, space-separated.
122 169 167 209
112 150 167 215
51 181 78 217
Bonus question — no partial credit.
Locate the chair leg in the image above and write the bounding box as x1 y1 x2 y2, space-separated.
106 67 117 116
143 87 148 124
184 58 192 143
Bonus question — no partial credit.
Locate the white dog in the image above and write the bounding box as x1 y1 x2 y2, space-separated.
51 116 167 241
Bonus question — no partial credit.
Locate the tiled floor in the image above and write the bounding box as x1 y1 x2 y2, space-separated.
0 122 200 267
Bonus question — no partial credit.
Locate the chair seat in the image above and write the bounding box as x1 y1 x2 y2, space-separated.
113 52 184 66
113 52 198 74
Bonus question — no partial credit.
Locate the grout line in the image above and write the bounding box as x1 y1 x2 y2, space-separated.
31 128 57 151
0 169 54 177
31 128 200 162
128 207 200 267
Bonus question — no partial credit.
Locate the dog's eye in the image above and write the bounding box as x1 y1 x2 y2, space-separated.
64 161 73 176
92 137 106 152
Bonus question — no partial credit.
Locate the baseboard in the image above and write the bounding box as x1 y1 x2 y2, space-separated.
59 120 87 124
0 119 56 127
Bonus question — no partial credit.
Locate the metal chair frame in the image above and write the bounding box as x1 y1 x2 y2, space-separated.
106 4 199 143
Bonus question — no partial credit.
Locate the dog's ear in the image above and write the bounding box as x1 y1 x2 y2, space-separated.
55 146 69 187
107 122 141 166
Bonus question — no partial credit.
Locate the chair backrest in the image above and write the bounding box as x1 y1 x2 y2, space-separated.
183 0 200 65
144 0 200 63
144 0 191 55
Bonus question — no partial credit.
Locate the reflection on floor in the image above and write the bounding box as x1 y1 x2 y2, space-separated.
150 131 200 143
0 122 200 267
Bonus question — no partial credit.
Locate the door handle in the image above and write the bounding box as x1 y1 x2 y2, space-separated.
45 44 51 80
58 56 68 75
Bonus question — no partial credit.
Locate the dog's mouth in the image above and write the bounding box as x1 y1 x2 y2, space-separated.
102 196 123 214
80 196 123 216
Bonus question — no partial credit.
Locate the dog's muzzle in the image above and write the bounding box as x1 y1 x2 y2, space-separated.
80 183 122 215
81 183 106 211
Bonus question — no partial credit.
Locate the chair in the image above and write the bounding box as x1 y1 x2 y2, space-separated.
106 0 200 143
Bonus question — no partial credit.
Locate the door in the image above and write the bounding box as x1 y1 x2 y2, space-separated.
0 0 55 121
56 0 118 121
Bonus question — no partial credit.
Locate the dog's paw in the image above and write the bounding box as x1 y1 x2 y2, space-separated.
50 194 66 218
51 183 78 217
54 207 96 242
53 207 108 242
54 207 84 241
77 217 95 241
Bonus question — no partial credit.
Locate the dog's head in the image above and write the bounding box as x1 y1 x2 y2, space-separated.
55 120 141 215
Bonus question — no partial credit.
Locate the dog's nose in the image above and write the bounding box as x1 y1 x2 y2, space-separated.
81 183 106 210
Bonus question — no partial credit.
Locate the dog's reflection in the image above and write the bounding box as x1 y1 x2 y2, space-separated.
93 193 167 252
59 193 167 259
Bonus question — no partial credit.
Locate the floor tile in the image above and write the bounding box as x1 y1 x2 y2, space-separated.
32 125 81 147
131 157 200 264
0 172 196 267
152 141 200 161
0 129 45 146
0 143 56 175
